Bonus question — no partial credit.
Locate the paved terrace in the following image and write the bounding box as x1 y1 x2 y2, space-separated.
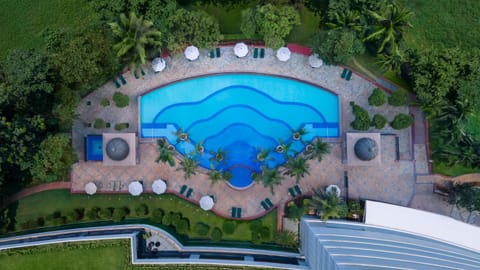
71 46 421 219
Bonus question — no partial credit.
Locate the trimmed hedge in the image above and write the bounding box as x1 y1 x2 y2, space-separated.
368 88 386 106
194 222 210 236
391 113 413 129
93 118 105 129
135 204 148 216
100 98 110 107
151 208 164 223
388 89 408 106
222 220 236 235
211 227 223 241
113 92 129 108
372 114 387 129
350 102 370 131
114 122 129 131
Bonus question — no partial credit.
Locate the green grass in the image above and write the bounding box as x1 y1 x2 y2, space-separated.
196 2 256 35
432 162 480 177
286 5 321 45
11 190 276 242
0 0 97 59
399 0 480 50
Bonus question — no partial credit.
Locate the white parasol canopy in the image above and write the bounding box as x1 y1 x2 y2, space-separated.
199 195 214 211
326 184 341 197
152 179 167 194
85 182 97 195
308 54 323 68
184 45 199 61
128 181 143 196
276 47 291 62
152 57 166 72
234 42 248 58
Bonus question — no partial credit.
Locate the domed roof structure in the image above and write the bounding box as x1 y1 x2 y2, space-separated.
354 138 378 161
106 138 130 161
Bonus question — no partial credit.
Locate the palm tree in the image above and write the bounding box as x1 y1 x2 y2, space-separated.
283 157 310 183
309 188 343 221
364 3 413 53
195 140 205 156
173 127 189 143
326 10 365 34
177 157 198 180
255 147 272 163
376 45 405 72
208 166 232 185
155 139 175 167
209 147 228 165
304 139 331 162
253 166 283 194
276 139 295 158
109 12 162 74
292 127 308 142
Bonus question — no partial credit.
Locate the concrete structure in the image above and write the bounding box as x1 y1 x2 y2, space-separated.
346 132 381 166
102 133 137 166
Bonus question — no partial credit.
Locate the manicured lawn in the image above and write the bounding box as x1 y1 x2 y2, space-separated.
11 190 276 242
0 0 97 59
432 163 480 177
399 0 480 50
197 2 256 35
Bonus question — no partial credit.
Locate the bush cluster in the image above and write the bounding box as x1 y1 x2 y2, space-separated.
222 220 236 235
100 98 110 107
388 89 408 106
391 113 413 129
350 102 370 131
114 122 129 131
211 227 223 242
93 118 105 129
371 114 388 129
113 92 130 108
194 222 210 236
368 88 387 106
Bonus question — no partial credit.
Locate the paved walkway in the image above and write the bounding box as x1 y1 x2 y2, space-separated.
1 182 70 210
71 45 419 221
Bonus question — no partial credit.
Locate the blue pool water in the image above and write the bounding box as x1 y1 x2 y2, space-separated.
140 74 339 188
85 135 103 161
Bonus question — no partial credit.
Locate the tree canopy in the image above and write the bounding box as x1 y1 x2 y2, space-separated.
310 29 365 65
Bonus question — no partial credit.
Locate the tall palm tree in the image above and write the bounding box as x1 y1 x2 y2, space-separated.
304 139 331 162
309 188 343 221
283 157 310 183
326 10 365 34
253 166 283 194
364 3 413 53
255 147 272 163
177 157 198 180
209 147 228 165
375 45 404 72
109 12 162 73
208 165 232 185
155 139 175 167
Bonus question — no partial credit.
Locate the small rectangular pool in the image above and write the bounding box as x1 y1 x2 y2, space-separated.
85 135 103 161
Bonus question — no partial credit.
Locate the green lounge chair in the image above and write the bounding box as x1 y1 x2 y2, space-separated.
186 188 193 198
294 185 302 195
209 49 215 58
119 75 127 85
180 185 187 195
288 187 295 197
341 68 347 79
265 198 273 208
346 70 353 81
216 47 221 58
236 208 242 218
260 48 265 58
261 201 269 210
253 48 259 59
231 207 237 218
141 68 146 76
134 71 139 79
112 78 121 88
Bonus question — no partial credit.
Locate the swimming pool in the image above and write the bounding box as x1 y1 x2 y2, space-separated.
140 74 339 188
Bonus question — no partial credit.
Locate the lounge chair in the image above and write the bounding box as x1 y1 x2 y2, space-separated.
209 49 215 58
180 185 187 195
141 68 146 76
253 48 259 59
265 198 273 208
112 78 121 88
341 68 347 79
231 207 237 218
261 201 269 210
119 75 127 85
216 47 221 58
288 187 296 197
186 188 193 198
260 48 265 58
236 208 242 218
345 70 353 81
294 185 302 195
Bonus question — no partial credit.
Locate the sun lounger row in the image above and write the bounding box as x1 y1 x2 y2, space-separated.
288 185 302 197
179 184 193 198
112 74 127 89
340 68 353 81
231 207 242 218
209 48 221 58
260 198 274 211
253 48 265 59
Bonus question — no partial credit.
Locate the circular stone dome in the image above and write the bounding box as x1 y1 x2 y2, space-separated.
354 138 378 161
106 138 130 161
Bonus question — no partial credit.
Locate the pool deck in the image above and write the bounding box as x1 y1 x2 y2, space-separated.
71 46 433 223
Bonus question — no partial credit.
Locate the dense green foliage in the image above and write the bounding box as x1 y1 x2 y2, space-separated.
350 102 371 131
310 29 365 64
388 88 408 106
371 114 388 129
283 157 310 183
113 92 130 108
390 113 413 130
368 88 387 106
309 187 347 221
253 166 283 194
449 184 480 213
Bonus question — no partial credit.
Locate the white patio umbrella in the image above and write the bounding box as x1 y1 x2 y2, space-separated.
199 195 214 211
308 54 323 68
152 179 167 194
276 47 291 62
184 45 199 61
152 57 166 72
85 182 97 195
326 184 341 197
128 181 143 196
234 42 248 58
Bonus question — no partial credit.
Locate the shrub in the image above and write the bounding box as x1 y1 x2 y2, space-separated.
338 202 349 218
66 208 84 222
86 208 99 220
391 113 413 129
259 226 271 241
20 219 38 230
93 118 105 129
171 212 182 227
135 204 148 216
388 89 408 106
114 123 129 131
162 212 172 226
176 218 190 234
112 207 129 222
222 221 236 235
195 223 210 236
368 88 386 106
371 114 387 129
249 220 262 232
113 92 129 108
37 217 45 227
285 201 306 221
53 217 66 226
274 231 299 248
151 208 164 223
211 227 223 242
98 208 113 220
347 200 364 220
100 98 110 107
350 102 370 131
